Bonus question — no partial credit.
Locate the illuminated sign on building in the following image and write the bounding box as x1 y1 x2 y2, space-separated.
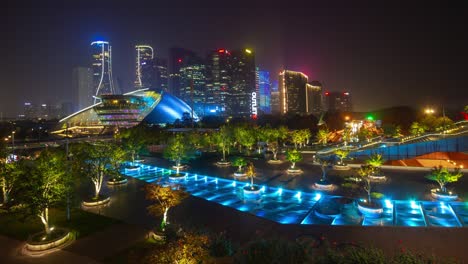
251 92 257 118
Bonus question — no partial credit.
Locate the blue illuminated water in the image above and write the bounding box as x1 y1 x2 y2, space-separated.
122 163 468 227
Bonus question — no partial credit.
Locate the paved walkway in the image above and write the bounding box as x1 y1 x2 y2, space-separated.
0 223 147 263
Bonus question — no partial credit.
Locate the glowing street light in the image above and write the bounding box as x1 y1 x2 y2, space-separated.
424 108 435 114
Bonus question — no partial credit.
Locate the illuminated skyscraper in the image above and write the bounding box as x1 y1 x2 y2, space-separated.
325 91 352 112
169 47 196 97
180 55 207 118
258 70 271 114
279 70 308 115
206 49 232 116
230 49 257 118
154 58 168 92
306 81 323 116
270 80 280 114
135 45 154 88
91 41 115 103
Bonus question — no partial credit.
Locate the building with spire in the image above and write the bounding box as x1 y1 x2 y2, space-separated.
91 41 115 103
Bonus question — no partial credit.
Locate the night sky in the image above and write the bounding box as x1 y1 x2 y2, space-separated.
2 2 467 117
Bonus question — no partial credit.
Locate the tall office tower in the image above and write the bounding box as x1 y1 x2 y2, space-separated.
258 70 271 114
154 58 168 92
91 41 115 103
72 67 93 110
325 91 353 112
230 49 257 118
205 49 232 116
23 102 36 119
279 70 308 115
134 45 154 88
179 55 207 118
306 81 323 116
169 47 196 97
270 80 280 114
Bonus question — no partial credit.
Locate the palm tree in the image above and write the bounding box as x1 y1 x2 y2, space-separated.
426 166 463 193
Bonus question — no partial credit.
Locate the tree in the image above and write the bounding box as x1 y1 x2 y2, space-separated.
266 126 288 161
334 149 350 165
316 156 332 181
213 126 232 162
357 165 375 203
410 122 426 136
73 142 113 200
145 182 188 231
22 150 66 234
366 153 384 175
0 142 21 205
235 126 256 153
245 162 257 189
291 130 303 149
426 166 463 193
144 232 211 264
316 128 329 146
342 127 351 145
108 144 126 181
434 116 454 132
465 105 468 113
286 149 302 169
164 134 195 174
232 157 247 172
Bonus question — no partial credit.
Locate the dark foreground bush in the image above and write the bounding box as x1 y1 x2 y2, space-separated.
234 238 307 264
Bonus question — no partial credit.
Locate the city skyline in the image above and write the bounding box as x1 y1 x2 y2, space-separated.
2 4 467 116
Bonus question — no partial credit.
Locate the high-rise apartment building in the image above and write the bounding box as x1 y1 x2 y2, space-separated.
91 41 115 103
230 49 257 118
134 45 154 88
306 81 323 115
325 91 352 112
258 70 271 114
72 67 93 110
279 70 308 115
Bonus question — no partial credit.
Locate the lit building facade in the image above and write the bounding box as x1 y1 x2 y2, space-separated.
205 49 232 116
179 55 207 118
154 58 168 92
306 80 323 116
72 67 93 110
52 89 198 137
325 91 353 112
279 70 308 115
134 45 154 88
169 47 196 97
91 41 115 103
258 70 271 114
230 49 257 118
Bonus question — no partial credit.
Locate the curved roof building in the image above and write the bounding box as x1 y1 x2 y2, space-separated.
52 89 198 137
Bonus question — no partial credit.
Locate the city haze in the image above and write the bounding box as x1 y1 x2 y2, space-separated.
1 3 467 116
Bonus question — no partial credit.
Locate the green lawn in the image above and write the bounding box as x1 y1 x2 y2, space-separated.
0 208 120 241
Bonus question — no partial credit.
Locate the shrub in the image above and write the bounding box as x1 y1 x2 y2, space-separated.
234 238 307 264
